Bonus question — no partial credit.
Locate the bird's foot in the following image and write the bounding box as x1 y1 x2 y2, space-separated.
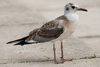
54 60 64 64
61 57 73 62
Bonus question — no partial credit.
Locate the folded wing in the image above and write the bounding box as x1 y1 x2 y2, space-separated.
26 21 64 42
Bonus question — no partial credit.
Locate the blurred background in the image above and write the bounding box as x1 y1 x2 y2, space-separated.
0 0 100 66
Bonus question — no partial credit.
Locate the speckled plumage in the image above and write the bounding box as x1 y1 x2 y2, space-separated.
7 3 87 64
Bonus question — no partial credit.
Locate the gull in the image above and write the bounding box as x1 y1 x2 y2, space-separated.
7 3 88 64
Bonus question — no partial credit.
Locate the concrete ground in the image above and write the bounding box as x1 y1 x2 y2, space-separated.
0 0 100 67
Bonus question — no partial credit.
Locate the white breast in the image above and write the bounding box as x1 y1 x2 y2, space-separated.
65 13 79 22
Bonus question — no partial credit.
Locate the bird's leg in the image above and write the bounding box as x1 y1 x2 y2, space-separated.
53 43 63 64
60 41 72 62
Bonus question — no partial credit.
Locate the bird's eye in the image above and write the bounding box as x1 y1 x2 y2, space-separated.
72 6 75 9
66 8 69 10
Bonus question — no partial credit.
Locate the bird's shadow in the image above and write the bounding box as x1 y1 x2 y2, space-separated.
15 57 54 63
17 59 54 64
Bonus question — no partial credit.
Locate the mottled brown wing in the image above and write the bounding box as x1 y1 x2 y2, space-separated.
25 21 64 42
37 21 64 39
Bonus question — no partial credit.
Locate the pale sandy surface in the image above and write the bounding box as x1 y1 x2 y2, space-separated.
0 0 100 67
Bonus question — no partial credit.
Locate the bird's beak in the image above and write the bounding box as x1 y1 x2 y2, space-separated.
77 8 88 12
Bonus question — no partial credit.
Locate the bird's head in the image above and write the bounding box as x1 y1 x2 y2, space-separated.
64 3 88 14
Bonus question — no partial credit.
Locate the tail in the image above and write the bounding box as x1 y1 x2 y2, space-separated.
7 36 37 46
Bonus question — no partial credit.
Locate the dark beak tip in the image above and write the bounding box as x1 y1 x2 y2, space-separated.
78 8 88 12
84 9 88 12
86 10 88 12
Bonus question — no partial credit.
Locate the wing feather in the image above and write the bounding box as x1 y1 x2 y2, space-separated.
26 20 64 42
36 21 64 41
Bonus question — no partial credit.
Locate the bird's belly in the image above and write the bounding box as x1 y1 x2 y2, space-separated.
58 30 74 40
51 30 74 43
51 23 77 42
55 24 76 41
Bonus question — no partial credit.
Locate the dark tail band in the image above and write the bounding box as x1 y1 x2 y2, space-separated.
7 36 38 46
7 36 29 46
7 36 28 44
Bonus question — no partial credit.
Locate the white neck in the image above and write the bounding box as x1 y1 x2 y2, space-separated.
64 12 79 22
